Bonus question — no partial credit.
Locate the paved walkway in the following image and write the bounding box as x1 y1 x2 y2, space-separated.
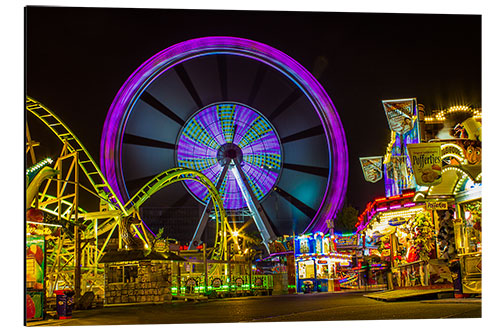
363 288 455 301
27 289 481 326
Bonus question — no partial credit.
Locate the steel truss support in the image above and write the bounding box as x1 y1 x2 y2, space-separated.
231 160 276 253
189 163 230 250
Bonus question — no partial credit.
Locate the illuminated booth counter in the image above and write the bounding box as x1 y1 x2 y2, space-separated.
356 192 454 291
294 233 351 293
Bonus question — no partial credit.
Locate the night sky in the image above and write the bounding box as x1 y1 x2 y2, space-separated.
26 6 481 212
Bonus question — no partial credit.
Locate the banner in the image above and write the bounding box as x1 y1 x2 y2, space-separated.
407 143 442 186
382 98 417 134
26 291 44 321
359 156 384 183
26 236 45 290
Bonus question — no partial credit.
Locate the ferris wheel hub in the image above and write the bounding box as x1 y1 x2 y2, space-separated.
217 143 243 166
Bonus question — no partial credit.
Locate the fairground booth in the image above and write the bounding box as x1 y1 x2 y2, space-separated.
355 191 448 290
358 99 481 295
294 232 351 293
334 233 365 289
413 105 482 295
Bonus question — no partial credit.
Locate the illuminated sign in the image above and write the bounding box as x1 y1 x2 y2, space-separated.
360 156 384 183
299 239 310 254
407 143 442 186
426 201 448 210
383 99 416 134
336 235 358 247
388 217 406 226
154 239 167 252
26 236 45 290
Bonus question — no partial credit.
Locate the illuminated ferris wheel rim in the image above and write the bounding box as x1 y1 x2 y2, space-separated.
101 36 348 233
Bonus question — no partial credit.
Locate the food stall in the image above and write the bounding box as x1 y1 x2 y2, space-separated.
413 149 482 295
26 235 46 321
266 236 296 294
356 100 484 294
355 192 453 290
413 106 482 295
294 232 351 293
26 207 64 321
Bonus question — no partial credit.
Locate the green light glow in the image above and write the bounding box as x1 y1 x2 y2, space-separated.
26 157 53 175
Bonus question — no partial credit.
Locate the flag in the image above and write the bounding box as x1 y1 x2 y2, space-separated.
359 156 384 183
382 98 417 134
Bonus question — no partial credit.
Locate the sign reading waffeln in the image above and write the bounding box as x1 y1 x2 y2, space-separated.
359 156 384 183
426 201 448 210
382 98 417 134
407 143 442 186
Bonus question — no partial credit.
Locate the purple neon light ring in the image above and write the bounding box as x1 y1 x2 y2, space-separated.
177 102 282 210
100 36 348 233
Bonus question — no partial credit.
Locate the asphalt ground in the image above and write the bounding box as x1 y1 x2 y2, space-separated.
27 291 481 326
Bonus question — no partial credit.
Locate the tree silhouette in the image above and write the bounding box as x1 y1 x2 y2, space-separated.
334 205 359 233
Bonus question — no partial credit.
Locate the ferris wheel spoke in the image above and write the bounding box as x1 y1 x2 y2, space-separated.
246 62 267 106
232 110 260 146
139 91 185 126
280 125 324 144
268 88 303 121
217 55 228 100
123 133 176 150
238 116 274 149
283 163 329 178
174 63 204 108
274 186 316 220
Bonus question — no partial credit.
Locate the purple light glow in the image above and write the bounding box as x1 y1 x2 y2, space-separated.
177 103 281 210
100 37 347 232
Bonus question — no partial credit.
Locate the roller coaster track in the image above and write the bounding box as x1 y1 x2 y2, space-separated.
125 168 228 260
27 96 228 260
26 96 126 214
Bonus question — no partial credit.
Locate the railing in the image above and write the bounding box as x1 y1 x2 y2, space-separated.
171 274 273 296
392 260 429 288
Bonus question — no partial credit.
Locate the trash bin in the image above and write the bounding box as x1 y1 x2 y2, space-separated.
55 290 75 319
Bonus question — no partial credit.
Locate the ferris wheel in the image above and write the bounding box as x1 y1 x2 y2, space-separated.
101 37 348 249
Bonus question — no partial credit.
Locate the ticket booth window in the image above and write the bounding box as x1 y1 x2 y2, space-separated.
316 262 329 279
298 260 315 279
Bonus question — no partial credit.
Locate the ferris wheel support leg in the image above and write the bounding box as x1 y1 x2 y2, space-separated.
231 160 276 254
189 164 230 250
